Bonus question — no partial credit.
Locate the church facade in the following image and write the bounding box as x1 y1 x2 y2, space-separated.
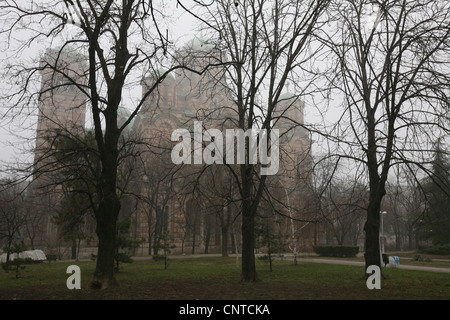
29 39 323 259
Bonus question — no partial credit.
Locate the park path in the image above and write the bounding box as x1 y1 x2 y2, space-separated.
292 256 450 273
134 252 450 274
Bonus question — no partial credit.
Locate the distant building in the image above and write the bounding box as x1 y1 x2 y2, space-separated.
29 47 91 254
28 39 323 258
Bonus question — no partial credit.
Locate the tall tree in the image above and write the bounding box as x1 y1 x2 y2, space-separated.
188 0 331 281
421 139 450 245
0 0 211 289
321 0 450 271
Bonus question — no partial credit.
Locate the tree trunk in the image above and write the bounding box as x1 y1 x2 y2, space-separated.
191 228 196 254
77 238 82 261
395 233 401 251
90 149 121 289
91 199 120 289
204 227 210 254
241 199 258 282
30 237 35 250
364 200 382 273
364 106 387 275
147 213 153 256
221 225 229 257
71 239 77 260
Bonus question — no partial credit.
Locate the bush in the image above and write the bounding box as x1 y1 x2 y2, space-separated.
421 244 450 255
46 254 57 262
413 254 424 261
413 254 433 262
153 231 176 270
313 245 359 258
115 252 134 272
152 254 165 262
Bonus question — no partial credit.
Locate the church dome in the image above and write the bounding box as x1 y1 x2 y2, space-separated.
152 68 175 80
183 36 215 52
118 106 136 130
278 91 296 101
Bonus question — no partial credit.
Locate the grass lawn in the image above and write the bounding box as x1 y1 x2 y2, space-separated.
0 256 449 300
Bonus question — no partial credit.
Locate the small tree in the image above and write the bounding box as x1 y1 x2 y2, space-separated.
1 242 28 279
52 189 92 260
256 215 285 272
153 231 176 270
114 218 144 272
0 180 27 268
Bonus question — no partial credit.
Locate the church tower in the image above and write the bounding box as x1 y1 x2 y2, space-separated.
30 47 87 247
33 47 87 181
274 89 312 186
272 89 316 251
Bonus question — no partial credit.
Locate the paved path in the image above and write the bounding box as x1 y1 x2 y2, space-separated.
133 253 450 274
293 256 450 273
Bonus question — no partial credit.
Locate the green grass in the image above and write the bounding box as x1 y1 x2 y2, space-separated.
0 257 449 300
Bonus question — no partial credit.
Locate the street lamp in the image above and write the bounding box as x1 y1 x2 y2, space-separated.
378 211 388 267
379 211 387 266
280 180 298 265
380 211 387 254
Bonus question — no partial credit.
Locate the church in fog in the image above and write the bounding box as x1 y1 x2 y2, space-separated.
29 38 321 259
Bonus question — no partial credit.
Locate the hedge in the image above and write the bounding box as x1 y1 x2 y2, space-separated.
421 244 450 255
313 245 359 257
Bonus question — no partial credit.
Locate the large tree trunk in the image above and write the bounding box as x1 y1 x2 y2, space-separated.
91 195 120 289
90 122 121 289
364 109 385 274
364 202 381 272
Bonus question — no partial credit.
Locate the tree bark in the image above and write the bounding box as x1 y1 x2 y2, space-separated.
90 195 120 289
90 120 121 289
71 239 77 260
221 225 229 257
364 203 381 272
241 197 258 282
147 213 153 256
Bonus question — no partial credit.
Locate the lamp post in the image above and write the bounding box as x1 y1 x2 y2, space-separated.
381 211 387 253
380 211 387 266
280 180 297 265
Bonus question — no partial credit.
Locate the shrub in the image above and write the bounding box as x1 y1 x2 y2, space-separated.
421 244 450 255
153 231 176 270
46 254 57 262
413 254 433 262
413 254 424 261
152 254 165 262
313 245 359 258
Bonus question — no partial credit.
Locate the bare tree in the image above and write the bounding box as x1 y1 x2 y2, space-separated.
0 180 27 267
312 157 367 246
320 0 450 271
194 163 241 256
322 178 368 245
184 0 331 281
0 0 214 289
126 126 177 256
